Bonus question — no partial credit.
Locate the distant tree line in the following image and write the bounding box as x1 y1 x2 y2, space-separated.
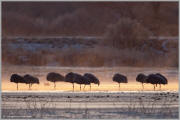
2 2 178 36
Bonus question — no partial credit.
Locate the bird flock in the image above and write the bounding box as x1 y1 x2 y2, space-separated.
136 73 168 90
10 72 168 91
10 74 39 90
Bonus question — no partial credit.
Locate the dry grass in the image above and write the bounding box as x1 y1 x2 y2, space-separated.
2 32 178 67
2 44 178 67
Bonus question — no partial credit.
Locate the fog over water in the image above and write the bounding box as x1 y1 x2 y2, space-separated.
2 65 178 91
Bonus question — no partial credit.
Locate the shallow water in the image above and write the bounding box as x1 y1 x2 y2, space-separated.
2 65 179 119
2 65 178 91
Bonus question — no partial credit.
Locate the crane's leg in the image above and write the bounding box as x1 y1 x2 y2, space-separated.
83 85 86 90
90 84 91 91
31 84 33 90
17 83 18 90
29 84 31 90
73 83 74 92
80 84 81 91
119 83 120 91
142 83 144 90
154 85 155 91
54 82 56 89
159 84 161 90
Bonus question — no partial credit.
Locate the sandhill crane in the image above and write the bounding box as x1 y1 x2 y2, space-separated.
113 73 128 90
10 74 24 90
84 73 100 91
24 74 40 90
65 72 76 91
136 73 148 90
47 72 64 89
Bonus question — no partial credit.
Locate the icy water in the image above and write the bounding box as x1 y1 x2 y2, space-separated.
2 65 178 91
1 65 179 119
2 91 179 119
